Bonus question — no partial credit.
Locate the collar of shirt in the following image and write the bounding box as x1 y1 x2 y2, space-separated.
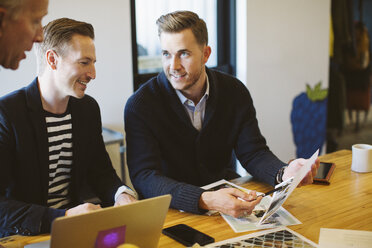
175 75 210 131
175 75 210 106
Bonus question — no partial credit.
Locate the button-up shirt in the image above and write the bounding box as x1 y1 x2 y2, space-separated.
176 76 210 131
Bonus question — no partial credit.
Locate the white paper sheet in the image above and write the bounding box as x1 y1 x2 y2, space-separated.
319 228 372 248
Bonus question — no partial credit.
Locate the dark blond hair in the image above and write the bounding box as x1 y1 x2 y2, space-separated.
35 18 94 75
156 10 208 46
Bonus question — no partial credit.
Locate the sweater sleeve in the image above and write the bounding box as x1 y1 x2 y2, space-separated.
124 99 206 214
0 196 65 236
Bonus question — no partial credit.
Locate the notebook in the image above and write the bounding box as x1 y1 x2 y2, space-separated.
25 194 171 248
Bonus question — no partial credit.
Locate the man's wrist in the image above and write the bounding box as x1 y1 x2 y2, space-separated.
276 166 288 184
199 191 215 210
114 185 138 202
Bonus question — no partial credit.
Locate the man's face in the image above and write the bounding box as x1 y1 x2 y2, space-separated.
54 34 96 99
160 29 211 93
0 0 48 69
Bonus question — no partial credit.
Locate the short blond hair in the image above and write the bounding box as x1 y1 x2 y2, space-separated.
35 18 94 75
156 10 208 46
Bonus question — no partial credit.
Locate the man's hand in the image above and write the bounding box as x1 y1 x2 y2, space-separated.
114 193 137 206
283 158 320 187
65 203 101 216
199 188 262 218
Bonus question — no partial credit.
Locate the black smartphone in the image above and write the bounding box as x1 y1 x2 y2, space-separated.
314 162 335 184
162 224 215 246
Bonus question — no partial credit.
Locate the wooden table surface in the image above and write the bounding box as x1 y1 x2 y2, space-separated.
1 150 371 247
159 149 372 247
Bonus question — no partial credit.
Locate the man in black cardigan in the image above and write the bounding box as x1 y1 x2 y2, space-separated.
125 11 319 218
0 18 136 237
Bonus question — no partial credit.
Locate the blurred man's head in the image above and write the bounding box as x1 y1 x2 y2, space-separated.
0 0 48 70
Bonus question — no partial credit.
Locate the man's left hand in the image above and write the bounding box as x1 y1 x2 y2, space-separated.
282 158 320 187
114 193 137 206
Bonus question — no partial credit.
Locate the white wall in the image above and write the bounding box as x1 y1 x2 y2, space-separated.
0 0 133 133
237 0 331 162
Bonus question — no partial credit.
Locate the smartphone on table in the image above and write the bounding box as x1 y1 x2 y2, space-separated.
162 224 215 246
313 162 336 184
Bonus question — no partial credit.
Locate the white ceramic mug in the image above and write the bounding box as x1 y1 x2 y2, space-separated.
351 144 372 173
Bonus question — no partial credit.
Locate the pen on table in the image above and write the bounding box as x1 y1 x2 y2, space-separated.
256 185 285 198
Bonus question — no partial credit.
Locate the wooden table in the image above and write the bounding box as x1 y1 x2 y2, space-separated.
159 149 372 247
1 150 371 247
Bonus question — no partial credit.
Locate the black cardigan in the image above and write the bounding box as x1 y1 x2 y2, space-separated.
0 78 123 237
125 68 286 214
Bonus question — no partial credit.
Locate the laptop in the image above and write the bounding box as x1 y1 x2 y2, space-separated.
25 194 171 248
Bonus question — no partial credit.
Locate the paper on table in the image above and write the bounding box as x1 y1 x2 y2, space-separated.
202 179 301 232
220 205 301 232
319 228 372 248
258 149 319 225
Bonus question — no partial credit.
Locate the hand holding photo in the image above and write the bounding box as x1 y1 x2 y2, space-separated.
202 179 301 232
258 149 319 225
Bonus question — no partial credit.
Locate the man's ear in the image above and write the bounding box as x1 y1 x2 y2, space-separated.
46 50 59 70
203 45 212 64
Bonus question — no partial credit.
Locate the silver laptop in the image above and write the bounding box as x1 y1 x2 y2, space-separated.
25 195 171 248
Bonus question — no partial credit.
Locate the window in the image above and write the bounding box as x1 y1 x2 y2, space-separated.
131 0 236 91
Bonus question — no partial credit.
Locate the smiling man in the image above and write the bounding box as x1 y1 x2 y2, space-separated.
124 11 319 218
0 0 49 70
0 18 136 237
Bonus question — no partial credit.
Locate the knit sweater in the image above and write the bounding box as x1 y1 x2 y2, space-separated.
124 68 286 214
